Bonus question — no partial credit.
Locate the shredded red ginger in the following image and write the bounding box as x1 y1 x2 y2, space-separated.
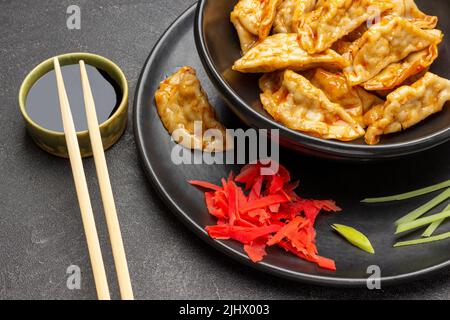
188 161 341 271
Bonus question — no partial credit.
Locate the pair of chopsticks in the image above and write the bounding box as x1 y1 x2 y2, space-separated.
53 58 133 300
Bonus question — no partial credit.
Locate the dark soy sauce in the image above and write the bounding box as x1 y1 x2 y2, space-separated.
26 64 122 132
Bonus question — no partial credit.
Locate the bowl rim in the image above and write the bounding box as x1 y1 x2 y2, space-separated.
18 52 129 138
193 0 450 159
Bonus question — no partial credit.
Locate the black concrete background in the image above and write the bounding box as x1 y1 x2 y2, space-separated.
1 0 449 299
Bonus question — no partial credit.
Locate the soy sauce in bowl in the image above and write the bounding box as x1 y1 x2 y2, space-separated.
26 64 122 132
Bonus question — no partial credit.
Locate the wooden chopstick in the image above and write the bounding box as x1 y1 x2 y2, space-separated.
79 60 134 300
53 57 111 300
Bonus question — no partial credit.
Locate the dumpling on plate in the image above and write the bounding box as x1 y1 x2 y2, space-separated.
155 67 228 151
384 0 438 29
363 45 438 91
297 0 393 54
309 68 383 126
364 73 450 145
344 17 443 86
231 0 281 53
231 13 258 54
233 33 348 73
259 70 365 141
273 0 316 34
373 70 428 98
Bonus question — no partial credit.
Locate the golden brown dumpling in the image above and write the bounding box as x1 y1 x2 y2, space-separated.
363 45 438 91
273 0 316 33
309 69 383 126
297 0 393 54
155 67 227 151
374 70 428 98
344 17 443 86
231 0 282 53
364 73 450 145
356 87 386 114
231 14 258 54
259 70 365 141
233 33 348 73
384 0 438 29
341 0 436 42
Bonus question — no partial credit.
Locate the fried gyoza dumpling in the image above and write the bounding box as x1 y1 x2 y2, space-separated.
384 0 438 29
231 14 258 54
344 17 443 86
155 67 228 151
374 70 428 98
273 0 316 34
231 0 281 53
297 0 394 54
309 69 383 126
363 45 438 91
233 33 348 73
259 70 365 141
364 73 450 145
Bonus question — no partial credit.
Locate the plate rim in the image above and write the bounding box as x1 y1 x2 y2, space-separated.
133 3 450 288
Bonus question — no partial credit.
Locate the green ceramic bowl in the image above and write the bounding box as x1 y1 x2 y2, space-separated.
19 52 128 158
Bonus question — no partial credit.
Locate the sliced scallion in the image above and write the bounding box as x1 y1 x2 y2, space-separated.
422 203 450 237
332 224 375 254
395 188 450 225
394 232 450 247
361 180 450 203
396 210 450 234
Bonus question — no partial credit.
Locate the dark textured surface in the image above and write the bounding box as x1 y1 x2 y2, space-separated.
1 0 449 300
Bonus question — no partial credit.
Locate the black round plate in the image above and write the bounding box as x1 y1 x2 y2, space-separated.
195 0 450 160
134 4 450 287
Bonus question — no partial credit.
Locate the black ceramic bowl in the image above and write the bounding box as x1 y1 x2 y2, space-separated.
194 0 450 161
